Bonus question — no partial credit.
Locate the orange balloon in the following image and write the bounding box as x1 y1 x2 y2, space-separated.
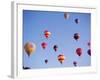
58 54 66 64
24 42 36 57
44 30 51 39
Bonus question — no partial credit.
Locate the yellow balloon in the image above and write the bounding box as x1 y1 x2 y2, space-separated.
24 42 36 56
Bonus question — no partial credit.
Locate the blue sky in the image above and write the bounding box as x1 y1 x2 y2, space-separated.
23 10 91 69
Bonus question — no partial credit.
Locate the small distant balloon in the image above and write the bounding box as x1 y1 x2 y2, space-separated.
76 48 82 56
75 18 80 24
45 59 48 64
53 45 58 52
87 49 91 56
74 33 80 41
64 12 69 19
44 30 51 39
41 42 47 49
24 42 36 57
73 61 77 67
88 42 90 47
58 54 66 64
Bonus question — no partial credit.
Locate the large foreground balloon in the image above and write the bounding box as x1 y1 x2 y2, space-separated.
87 49 91 56
44 30 51 39
53 45 58 52
64 12 69 19
41 42 47 49
24 42 36 57
76 48 82 56
74 33 80 41
75 18 80 24
58 54 66 64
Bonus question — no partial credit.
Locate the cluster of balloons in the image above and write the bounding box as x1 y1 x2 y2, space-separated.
41 30 66 64
24 12 91 68
64 12 80 24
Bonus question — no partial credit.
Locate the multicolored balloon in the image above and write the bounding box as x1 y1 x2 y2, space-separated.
41 42 47 49
24 42 36 57
53 45 58 52
58 54 66 64
76 48 82 56
74 33 80 41
44 30 51 39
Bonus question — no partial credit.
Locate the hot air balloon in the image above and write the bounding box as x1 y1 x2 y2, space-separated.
24 42 36 57
64 12 69 19
58 54 65 64
53 45 58 52
41 42 47 49
75 18 80 24
76 48 82 56
87 49 91 56
74 33 80 41
88 42 90 47
45 59 48 64
44 30 51 39
73 61 77 67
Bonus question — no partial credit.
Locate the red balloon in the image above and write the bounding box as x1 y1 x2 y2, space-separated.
41 42 47 49
44 30 51 39
76 48 82 56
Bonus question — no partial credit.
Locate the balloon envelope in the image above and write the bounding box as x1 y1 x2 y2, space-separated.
64 12 69 19
41 42 47 49
75 18 80 24
58 54 65 64
87 49 91 56
44 30 51 39
53 45 58 52
24 42 36 57
73 61 77 67
45 59 48 64
76 48 82 56
88 42 90 47
74 33 80 41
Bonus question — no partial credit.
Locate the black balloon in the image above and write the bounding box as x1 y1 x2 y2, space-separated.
45 59 48 64
73 61 77 67
74 33 80 41
75 18 79 24
87 49 91 56
53 45 58 52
